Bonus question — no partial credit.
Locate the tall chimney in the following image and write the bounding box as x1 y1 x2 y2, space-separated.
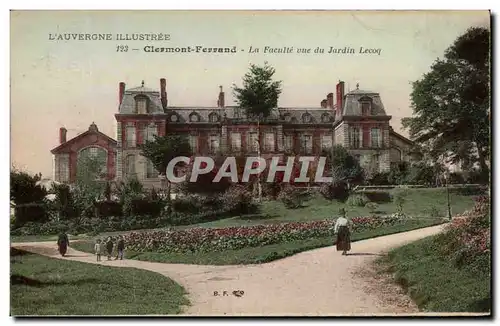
59 127 67 144
218 85 225 108
119 82 126 107
326 93 334 109
336 81 345 114
160 78 168 109
320 99 327 108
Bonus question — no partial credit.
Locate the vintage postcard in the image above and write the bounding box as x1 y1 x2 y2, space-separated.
10 10 491 317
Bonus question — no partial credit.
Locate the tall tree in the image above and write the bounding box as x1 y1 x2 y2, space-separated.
73 155 107 218
233 61 283 119
322 145 364 184
140 134 192 200
10 168 47 204
402 27 490 178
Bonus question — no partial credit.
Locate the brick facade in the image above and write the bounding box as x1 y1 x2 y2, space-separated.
51 79 417 186
50 123 117 183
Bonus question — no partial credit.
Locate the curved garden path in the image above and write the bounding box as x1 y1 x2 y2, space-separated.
13 224 476 316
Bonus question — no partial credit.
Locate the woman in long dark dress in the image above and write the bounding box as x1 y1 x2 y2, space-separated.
334 208 351 255
57 232 69 257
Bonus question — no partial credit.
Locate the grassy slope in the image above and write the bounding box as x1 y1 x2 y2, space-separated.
11 188 475 242
10 249 189 316
73 218 445 265
376 236 491 313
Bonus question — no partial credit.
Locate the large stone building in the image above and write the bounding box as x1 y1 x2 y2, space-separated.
52 78 418 186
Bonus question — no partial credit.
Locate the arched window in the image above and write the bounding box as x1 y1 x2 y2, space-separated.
77 146 108 179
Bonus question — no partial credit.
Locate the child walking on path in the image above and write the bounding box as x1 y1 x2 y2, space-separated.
94 239 102 261
115 235 125 260
105 237 114 261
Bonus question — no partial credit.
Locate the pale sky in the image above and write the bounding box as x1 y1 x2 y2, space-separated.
10 10 490 178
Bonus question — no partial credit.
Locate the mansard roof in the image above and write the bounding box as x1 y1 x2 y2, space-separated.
342 89 388 117
163 106 336 124
119 82 165 114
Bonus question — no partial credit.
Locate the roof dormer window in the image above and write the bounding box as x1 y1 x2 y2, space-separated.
209 112 219 123
361 102 371 116
189 112 200 122
359 96 373 116
135 96 149 114
321 113 331 123
302 113 312 123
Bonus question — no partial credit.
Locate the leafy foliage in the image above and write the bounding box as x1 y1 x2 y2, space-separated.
346 194 370 207
319 181 350 202
322 145 364 184
392 188 410 213
402 27 490 176
140 134 192 176
233 61 283 119
72 156 107 219
10 169 47 205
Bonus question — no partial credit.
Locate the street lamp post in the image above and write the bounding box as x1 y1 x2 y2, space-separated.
444 171 452 220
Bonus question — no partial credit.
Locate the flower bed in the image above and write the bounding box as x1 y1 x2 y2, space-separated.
443 195 490 261
124 215 418 254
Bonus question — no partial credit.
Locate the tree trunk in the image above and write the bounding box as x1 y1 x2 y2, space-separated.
476 148 489 181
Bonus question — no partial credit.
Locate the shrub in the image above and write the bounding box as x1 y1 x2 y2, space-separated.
129 199 164 217
10 170 47 205
392 188 410 213
52 183 79 220
347 194 370 207
171 195 207 214
368 172 391 185
319 181 349 202
14 203 49 228
179 168 231 195
365 201 379 213
278 186 305 209
94 201 123 218
360 190 392 203
221 186 258 215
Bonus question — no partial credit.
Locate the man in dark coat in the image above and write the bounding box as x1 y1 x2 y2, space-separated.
105 237 114 260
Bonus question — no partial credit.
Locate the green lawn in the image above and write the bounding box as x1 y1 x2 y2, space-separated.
10 248 189 316
73 218 445 265
376 236 491 313
11 188 476 242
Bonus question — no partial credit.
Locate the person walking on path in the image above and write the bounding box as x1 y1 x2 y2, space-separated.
105 237 114 261
115 235 125 260
94 239 102 262
57 232 70 257
334 208 352 256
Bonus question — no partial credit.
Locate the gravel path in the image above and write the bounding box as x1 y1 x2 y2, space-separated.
13 224 483 316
